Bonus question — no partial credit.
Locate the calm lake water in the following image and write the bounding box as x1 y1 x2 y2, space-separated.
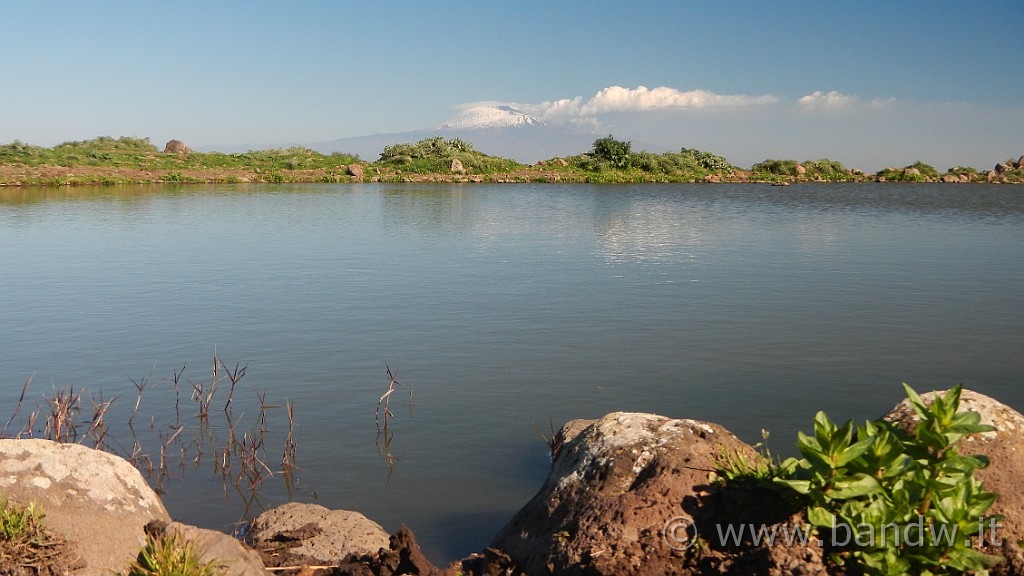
1 182 1022 561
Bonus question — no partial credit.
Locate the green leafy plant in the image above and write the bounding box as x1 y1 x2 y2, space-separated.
0 498 79 573
0 499 45 541
775 384 1002 575
130 532 224 576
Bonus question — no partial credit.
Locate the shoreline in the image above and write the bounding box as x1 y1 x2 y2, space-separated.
1 163 1022 187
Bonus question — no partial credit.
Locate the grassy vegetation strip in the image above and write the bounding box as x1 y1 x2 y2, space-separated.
2 135 1022 186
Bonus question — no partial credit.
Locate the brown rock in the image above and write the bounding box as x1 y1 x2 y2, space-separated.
491 412 816 575
450 158 466 174
163 139 192 154
1016 156 1024 169
941 174 959 183
346 163 364 179
331 525 443 576
795 164 806 175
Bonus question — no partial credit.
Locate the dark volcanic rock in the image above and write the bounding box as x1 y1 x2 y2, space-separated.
490 412 820 575
329 525 443 576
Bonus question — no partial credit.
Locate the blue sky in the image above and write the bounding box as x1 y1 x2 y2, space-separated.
2 1 1021 170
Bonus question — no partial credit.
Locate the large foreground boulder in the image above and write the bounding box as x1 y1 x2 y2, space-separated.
0 439 171 575
491 412 819 575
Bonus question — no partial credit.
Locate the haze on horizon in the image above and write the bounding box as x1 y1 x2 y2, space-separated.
2 1 1021 172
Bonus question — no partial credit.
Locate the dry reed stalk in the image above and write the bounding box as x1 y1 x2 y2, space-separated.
171 363 186 420
2 375 33 437
375 365 412 432
221 358 247 412
44 386 82 443
127 368 152 426
281 399 297 474
158 425 184 477
533 418 564 463
85 391 117 449
23 411 39 439
190 350 220 417
375 428 397 484
237 431 273 489
256 388 278 434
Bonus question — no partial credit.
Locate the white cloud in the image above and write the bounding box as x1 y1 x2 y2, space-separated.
798 90 859 109
502 85 778 126
798 90 896 110
581 85 778 114
520 97 589 124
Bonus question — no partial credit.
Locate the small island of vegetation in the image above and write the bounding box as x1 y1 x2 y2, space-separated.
1 135 1022 187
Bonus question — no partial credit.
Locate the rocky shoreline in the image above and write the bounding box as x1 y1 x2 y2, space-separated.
3 388 1024 575
2 161 1024 187
3 154 1024 188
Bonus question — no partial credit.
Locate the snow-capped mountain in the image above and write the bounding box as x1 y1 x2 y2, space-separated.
437 105 547 130
309 105 601 164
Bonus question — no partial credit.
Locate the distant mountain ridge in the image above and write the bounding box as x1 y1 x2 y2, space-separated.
308 105 601 164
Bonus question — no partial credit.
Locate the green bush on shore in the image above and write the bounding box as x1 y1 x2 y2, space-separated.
377 136 521 174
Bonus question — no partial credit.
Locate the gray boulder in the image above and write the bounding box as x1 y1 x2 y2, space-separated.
450 158 465 174
0 439 170 575
248 502 390 567
163 139 192 154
